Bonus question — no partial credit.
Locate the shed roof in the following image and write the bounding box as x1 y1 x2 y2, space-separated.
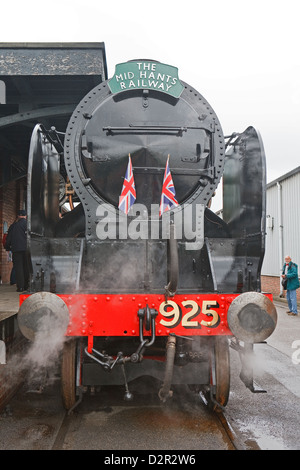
267 166 300 189
0 42 107 187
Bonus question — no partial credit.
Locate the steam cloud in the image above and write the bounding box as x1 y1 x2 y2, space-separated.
1 311 68 399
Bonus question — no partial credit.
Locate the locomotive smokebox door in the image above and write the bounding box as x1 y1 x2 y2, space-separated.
64 60 226 236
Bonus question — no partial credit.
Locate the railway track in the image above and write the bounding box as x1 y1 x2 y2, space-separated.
0 322 251 451
51 396 246 451
214 409 247 450
1 375 249 450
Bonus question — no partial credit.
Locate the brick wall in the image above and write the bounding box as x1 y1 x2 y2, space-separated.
0 178 26 284
261 275 300 301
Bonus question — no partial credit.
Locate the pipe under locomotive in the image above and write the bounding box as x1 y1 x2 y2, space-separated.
17 60 277 410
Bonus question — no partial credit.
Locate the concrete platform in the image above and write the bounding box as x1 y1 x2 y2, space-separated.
0 284 20 322
266 296 300 358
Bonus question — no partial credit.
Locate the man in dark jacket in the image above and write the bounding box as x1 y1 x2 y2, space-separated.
5 210 29 292
282 255 300 316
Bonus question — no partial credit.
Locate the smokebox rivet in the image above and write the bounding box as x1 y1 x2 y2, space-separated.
106 297 110 301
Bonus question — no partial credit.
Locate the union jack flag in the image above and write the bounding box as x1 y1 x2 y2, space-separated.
118 155 136 214
159 155 179 217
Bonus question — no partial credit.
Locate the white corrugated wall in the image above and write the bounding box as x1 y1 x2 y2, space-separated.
262 168 300 276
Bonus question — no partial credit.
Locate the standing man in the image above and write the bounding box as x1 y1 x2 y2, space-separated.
5 210 29 292
282 255 299 316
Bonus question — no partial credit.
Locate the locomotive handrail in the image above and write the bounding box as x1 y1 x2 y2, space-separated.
224 132 242 148
39 124 65 154
103 125 188 135
103 123 215 133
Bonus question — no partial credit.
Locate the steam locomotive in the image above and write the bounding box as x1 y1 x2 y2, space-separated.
18 60 277 410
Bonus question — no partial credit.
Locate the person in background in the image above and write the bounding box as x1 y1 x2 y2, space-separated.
2 228 16 285
282 255 299 316
5 210 29 292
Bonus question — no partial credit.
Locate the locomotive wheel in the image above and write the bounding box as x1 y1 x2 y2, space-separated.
61 339 77 410
207 336 230 410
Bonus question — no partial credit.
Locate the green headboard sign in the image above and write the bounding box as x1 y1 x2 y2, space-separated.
108 61 184 98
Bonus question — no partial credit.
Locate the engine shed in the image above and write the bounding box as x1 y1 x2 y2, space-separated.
0 42 107 283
